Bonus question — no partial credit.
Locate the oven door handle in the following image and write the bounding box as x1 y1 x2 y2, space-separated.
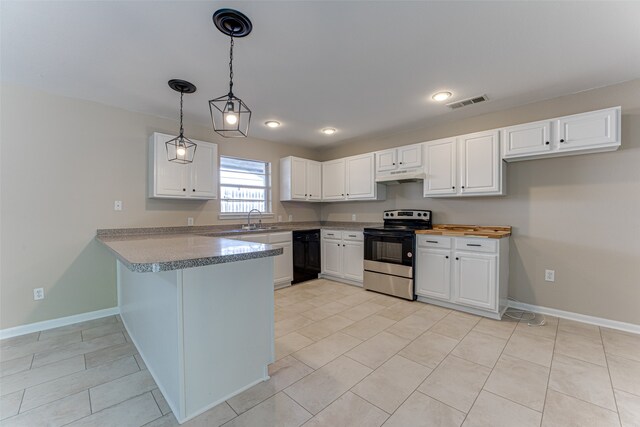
363 231 412 239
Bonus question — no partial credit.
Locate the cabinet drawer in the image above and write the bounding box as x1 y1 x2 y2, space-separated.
455 238 497 253
417 235 452 249
343 231 363 242
322 230 343 240
269 232 292 244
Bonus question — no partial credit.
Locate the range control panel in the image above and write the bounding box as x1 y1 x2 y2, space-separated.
383 209 431 221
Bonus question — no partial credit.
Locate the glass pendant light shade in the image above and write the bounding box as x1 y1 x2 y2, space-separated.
165 135 197 164
209 93 251 137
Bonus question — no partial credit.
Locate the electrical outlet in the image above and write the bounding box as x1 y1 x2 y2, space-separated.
351 214 357 221
288 214 293 222
187 217 194 226
278 215 282 222
33 288 44 300
545 269 555 282
114 200 122 211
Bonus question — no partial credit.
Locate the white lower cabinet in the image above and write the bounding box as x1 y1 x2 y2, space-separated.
320 230 364 285
415 234 509 319
236 232 292 289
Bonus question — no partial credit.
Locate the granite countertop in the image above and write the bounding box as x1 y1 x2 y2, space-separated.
416 224 512 239
97 234 283 273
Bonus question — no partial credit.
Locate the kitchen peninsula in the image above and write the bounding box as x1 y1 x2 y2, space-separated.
97 231 283 424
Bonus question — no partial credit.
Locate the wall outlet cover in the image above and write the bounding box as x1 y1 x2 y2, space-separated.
288 214 293 222
352 214 357 221
33 288 44 300
187 217 194 226
545 269 555 282
114 200 122 211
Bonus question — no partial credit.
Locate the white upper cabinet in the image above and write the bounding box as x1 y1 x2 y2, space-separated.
346 153 376 199
322 154 384 201
149 132 218 200
321 159 346 200
375 143 423 174
280 157 322 201
459 130 502 195
502 107 621 162
502 120 553 160
423 138 457 196
424 131 504 198
557 107 619 152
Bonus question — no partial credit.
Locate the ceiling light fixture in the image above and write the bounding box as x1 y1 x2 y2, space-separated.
432 91 452 102
209 9 253 138
165 79 197 164
321 128 337 135
265 120 281 128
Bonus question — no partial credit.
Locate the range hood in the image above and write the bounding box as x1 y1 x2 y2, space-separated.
375 170 426 185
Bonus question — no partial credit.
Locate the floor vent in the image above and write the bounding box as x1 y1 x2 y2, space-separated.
446 94 489 109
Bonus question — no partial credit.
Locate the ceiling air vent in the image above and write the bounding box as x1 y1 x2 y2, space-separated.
446 94 489 110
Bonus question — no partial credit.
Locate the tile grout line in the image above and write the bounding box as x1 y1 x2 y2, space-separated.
539 318 559 426
600 326 624 427
458 315 522 425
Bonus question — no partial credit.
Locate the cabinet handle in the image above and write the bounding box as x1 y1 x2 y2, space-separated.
456 257 459 260
461 186 465 189
426 240 438 244
192 189 195 192
392 162 396 165
343 244 346 247
445 256 449 259
347 193 350 196
337 243 340 246
183 188 186 191
466 243 482 247
341 194 344 196
399 162 403 164
545 141 550 145
452 186 455 189
305 194 308 197
560 139 565 143
348 235 356 237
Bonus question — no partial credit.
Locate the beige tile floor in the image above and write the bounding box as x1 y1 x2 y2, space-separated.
1 279 639 426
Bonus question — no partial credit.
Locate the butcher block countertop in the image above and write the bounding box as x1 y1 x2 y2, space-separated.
416 224 512 239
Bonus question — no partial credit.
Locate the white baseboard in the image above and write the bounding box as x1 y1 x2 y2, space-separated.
508 301 640 335
0 307 120 340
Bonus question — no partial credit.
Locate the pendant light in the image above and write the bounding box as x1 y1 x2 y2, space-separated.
165 79 197 164
209 8 252 138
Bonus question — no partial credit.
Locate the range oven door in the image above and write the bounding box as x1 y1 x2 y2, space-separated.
363 230 415 300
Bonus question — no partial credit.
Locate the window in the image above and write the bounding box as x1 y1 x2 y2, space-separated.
220 156 271 214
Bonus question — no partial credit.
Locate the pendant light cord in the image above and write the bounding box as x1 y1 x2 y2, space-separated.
179 90 185 138
228 34 234 96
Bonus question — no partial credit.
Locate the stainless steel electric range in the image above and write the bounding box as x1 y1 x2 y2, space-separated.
363 209 432 300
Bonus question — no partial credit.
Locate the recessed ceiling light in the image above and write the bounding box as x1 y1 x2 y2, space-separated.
265 120 281 128
321 128 336 135
432 91 452 102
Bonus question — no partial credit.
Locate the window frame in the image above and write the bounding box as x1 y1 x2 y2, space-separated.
218 155 273 219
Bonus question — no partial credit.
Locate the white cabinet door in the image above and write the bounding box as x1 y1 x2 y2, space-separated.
459 130 500 195
454 252 496 310
416 248 451 301
398 144 422 169
342 241 363 282
190 141 218 199
376 149 397 173
557 108 619 151
502 120 552 159
346 153 375 199
306 160 322 201
153 134 188 197
322 239 343 277
322 159 346 200
424 138 457 196
273 242 293 285
291 157 308 200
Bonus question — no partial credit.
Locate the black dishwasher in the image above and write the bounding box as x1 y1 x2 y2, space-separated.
292 230 321 284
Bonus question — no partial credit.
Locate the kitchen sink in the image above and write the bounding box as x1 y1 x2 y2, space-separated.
197 226 280 237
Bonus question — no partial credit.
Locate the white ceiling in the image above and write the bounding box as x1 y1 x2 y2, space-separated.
2 1 640 148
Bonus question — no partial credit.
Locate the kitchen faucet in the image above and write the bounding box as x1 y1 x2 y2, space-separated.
245 209 263 230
